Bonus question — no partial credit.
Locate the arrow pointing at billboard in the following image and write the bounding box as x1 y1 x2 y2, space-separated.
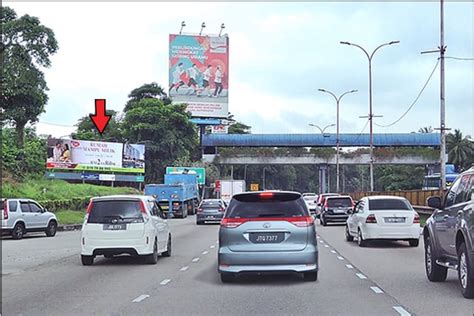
90 99 111 134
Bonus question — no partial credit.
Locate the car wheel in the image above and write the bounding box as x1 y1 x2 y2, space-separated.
146 240 159 264
458 242 474 298
345 225 354 242
45 221 57 237
162 234 172 257
81 255 94 266
424 234 447 282
409 239 419 247
321 216 327 226
12 223 24 240
220 273 235 283
357 229 367 247
303 271 318 282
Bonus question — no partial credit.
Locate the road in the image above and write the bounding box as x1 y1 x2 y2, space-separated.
2 218 473 316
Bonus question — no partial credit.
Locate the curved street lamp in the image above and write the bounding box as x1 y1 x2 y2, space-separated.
309 123 336 135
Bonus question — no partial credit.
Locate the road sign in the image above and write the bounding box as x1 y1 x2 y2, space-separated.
166 167 206 185
250 183 259 191
81 173 100 180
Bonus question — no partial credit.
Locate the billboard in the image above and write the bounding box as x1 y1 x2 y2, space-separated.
166 166 206 185
46 139 145 173
210 125 229 134
169 34 229 118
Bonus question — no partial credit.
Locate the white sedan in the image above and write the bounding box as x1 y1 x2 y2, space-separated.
345 196 421 247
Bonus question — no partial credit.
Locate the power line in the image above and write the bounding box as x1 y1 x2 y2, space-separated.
375 58 440 128
37 121 76 128
445 56 474 61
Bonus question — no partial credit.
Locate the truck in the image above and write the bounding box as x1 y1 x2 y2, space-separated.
218 180 246 204
144 174 199 218
423 164 459 190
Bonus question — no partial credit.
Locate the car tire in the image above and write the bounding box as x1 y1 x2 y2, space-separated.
321 216 327 226
458 242 474 298
162 234 172 257
81 255 94 266
358 229 367 247
409 239 419 247
146 240 159 264
220 273 235 283
12 223 24 240
303 271 318 282
424 234 448 282
45 221 57 237
345 225 354 242
196 221 203 225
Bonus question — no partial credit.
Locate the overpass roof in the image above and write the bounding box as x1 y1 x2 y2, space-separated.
202 133 440 147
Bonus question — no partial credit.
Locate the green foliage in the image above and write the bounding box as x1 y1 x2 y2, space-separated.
447 129 473 171
71 110 124 142
54 210 86 225
374 166 426 191
124 82 170 112
227 113 251 134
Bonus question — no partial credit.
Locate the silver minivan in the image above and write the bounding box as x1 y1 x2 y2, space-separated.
218 191 318 282
1 198 58 239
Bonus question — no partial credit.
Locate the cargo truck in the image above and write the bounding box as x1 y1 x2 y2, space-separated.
144 174 199 218
218 180 246 204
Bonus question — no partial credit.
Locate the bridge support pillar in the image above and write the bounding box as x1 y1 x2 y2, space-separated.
319 165 328 194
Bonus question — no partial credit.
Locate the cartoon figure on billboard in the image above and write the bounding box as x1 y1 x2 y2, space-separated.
169 62 186 93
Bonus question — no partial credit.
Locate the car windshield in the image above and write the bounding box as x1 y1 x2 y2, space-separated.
327 198 352 207
88 200 144 224
368 199 411 211
226 193 307 218
304 196 316 201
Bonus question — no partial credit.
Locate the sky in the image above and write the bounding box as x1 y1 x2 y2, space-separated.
7 2 474 138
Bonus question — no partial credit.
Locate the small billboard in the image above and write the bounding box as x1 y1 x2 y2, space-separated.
166 166 206 185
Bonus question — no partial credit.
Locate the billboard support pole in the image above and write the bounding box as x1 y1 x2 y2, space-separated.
199 125 206 159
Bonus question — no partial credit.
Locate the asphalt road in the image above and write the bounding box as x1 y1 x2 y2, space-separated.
2 218 473 316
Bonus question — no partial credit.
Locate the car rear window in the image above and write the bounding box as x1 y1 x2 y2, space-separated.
327 198 352 207
88 200 144 224
202 201 221 208
368 199 411 211
9 201 18 212
226 193 308 218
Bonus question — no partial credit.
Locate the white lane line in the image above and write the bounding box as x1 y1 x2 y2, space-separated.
316 236 320 239
160 279 171 285
337 256 344 260
132 294 150 303
330 250 337 254
192 257 200 263
210 245 216 249
202 251 209 255
319 240 324 243
356 273 367 279
393 306 411 316
370 286 384 294
180 266 189 272
324 245 329 248
346 264 354 269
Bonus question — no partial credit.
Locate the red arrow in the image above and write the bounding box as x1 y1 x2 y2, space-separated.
90 99 111 134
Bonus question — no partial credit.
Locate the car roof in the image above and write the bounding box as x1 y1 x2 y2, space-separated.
233 191 301 198
202 199 223 202
326 195 352 199
365 195 408 201
91 195 150 201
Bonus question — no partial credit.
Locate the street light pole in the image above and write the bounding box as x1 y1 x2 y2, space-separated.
340 40 399 191
318 89 357 193
309 123 336 135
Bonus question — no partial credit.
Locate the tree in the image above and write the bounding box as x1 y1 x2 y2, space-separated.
447 129 473 171
1 7 58 147
418 126 433 133
226 113 251 134
124 82 170 112
71 110 124 142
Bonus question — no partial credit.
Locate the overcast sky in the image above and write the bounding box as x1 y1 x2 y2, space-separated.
8 2 474 137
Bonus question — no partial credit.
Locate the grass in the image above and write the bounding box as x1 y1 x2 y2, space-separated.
55 210 86 225
2 178 139 200
420 214 430 227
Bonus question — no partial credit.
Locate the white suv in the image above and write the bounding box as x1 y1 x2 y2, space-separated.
80 195 171 266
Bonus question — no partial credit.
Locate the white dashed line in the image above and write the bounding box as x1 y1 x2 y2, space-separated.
210 245 216 249
132 294 150 303
346 264 354 269
370 286 384 294
192 257 200 263
180 266 189 272
337 256 344 260
316 236 320 239
319 240 324 243
324 245 329 248
330 250 337 254
356 273 367 279
202 251 209 255
393 306 411 316
160 279 171 285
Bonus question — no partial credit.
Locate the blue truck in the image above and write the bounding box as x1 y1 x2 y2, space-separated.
144 174 200 218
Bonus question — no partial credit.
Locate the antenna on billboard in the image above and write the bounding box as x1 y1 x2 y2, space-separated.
199 22 206 35
219 23 225 36
179 21 186 34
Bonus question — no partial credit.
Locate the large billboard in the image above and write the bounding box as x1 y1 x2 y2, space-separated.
169 34 229 118
46 139 145 173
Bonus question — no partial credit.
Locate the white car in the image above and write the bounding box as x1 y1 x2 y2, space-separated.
303 193 318 215
81 195 171 265
345 196 420 247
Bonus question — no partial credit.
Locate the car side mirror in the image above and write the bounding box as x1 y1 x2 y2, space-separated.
427 196 442 209
42 208 47 213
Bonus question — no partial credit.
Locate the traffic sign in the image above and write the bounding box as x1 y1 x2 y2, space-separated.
250 183 259 191
166 167 206 185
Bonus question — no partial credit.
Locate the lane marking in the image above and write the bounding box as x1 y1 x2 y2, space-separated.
319 240 324 243
337 256 344 260
356 273 367 279
210 245 216 249
330 250 337 254
393 306 411 316
160 279 171 285
370 286 384 294
324 245 329 248
316 236 320 239
180 266 189 272
192 257 200 263
202 251 209 255
132 294 150 303
346 264 354 269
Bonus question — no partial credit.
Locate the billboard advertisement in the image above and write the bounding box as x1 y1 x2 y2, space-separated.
210 125 229 134
46 139 145 173
169 34 229 118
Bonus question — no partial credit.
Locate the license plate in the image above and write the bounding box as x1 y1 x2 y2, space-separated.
249 232 284 244
334 208 346 214
206 216 215 219
384 217 405 223
103 224 126 230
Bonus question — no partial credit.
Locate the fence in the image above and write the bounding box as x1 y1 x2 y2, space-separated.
347 189 445 207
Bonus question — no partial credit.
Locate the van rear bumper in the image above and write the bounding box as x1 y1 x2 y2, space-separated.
81 237 154 256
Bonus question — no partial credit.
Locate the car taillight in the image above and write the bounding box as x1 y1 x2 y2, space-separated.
413 213 420 224
221 218 247 228
86 200 93 214
324 201 328 209
3 201 8 220
138 201 147 214
366 214 377 224
197 208 203 213
287 216 314 227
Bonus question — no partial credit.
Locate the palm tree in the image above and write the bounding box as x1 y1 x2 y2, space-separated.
418 126 433 133
446 129 474 171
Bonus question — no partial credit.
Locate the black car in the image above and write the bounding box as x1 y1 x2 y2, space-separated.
196 199 227 225
319 196 353 226
424 167 474 298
